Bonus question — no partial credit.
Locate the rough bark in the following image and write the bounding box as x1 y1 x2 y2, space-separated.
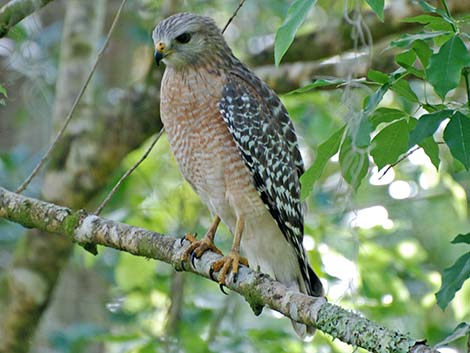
0 0 54 37
0 187 438 353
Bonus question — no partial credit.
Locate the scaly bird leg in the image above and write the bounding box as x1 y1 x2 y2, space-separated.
211 215 249 285
182 216 223 265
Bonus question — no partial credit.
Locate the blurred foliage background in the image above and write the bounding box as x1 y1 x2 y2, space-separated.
0 0 469 352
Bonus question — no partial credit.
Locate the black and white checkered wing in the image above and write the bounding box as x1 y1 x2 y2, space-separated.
218 70 323 296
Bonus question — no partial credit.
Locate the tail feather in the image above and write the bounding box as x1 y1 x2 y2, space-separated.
241 216 324 339
306 263 324 297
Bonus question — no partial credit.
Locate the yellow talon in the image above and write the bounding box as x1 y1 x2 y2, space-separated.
181 216 223 263
211 251 249 285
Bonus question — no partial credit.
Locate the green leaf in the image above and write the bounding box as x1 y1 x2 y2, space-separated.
443 112 470 170
417 0 440 13
285 78 346 95
419 137 440 170
274 0 317 66
434 32 454 47
436 252 470 309
365 0 384 21
422 103 448 113
115 252 156 291
451 233 470 244
436 322 470 347
417 0 447 18
396 49 416 67
351 114 372 148
390 31 449 48
369 108 408 129
427 35 470 100
402 14 453 31
363 83 390 113
453 157 466 173
417 0 456 29
300 126 345 200
371 119 409 170
396 50 424 78
412 40 433 69
367 69 389 84
390 78 420 103
408 110 453 147
339 137 369 190
402 14 437 24
408 116 418 130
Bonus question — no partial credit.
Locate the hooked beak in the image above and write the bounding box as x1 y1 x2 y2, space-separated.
154 41 168 66
154 50 164 66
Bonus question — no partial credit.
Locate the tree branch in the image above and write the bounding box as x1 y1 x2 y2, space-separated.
0 187 437 353
0 0 55 38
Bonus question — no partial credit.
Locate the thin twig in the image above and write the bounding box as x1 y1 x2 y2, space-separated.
379 141 446 179
15 0 128 194
379 146 421 180
94 129 164 215
222 0 246 34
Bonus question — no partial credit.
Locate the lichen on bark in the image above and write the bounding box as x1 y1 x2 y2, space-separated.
0 186 439 353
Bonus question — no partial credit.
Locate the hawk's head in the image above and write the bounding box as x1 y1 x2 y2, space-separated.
152 12 227 68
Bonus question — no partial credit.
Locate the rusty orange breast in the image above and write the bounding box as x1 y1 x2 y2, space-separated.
159 65 265 220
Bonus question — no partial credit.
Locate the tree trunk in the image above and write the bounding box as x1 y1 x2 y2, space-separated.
0 1 107 352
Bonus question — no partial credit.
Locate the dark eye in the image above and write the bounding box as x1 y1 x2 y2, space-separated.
175 32 191 44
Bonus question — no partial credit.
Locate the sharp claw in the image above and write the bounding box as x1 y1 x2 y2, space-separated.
233 271 238 283
209 267 216 281
191 252 196 268
181 261 186 271
219 283 228 295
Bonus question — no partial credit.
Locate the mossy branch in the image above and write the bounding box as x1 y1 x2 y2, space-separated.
0 187 437 353
0 188 437 353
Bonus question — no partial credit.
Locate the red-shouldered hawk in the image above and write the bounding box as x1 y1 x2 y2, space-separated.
153 12 324 337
